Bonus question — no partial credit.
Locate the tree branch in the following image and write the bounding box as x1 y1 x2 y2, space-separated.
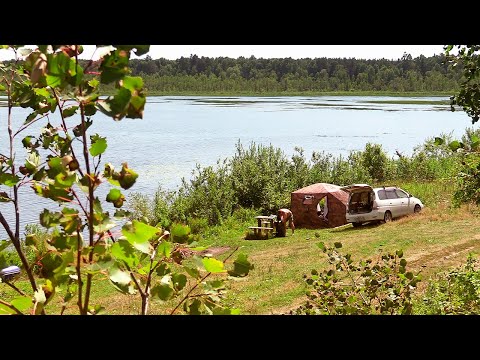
76 226 84 314
170 246 239 315
3 64 39 295
0 211 16 242
13 113 50 137
51 89 84 178
74 50 95 314
3 280 26 296
339 252 369 306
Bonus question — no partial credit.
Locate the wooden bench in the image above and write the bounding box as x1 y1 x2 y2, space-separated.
248 226 274 238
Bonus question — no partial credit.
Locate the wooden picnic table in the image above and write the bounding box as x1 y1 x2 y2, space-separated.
255 215 277 228
248 215 277 238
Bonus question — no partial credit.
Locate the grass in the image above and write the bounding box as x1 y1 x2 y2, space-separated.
2 182 479 315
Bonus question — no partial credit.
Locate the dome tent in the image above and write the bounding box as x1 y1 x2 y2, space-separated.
291 183 349 228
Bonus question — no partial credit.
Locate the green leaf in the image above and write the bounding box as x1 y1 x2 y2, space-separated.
88 78 99 88
53 250 74 276
0 84 5 91
0 173 20 187
185 298 202 315
122 220 158 244
170 223 191 244
228 253 254 277
111 240 138 268
151 283 174 301
396 250 403 258
123 76 143 92
127 95 146 119
400 258 407 267
106 188 123 202
0 303 16 315
54 172 77 188
434 137 444 146
46 74 61 87
109 266 131 285
448 140 463 152
11 296 33 312
84 102 97 116
109 281 136 295
317 242 326 251
39 209 62 228
62 106 78 118
0 240 11 253
59 208 80 234
207 279 224 289
117 164 138 190
46 52 71 88
172 273 187 291
184 266 200 279
213 308 241 315
334 242 342 249
89 135 107 156
33 88 50 97
157 241 171 258
131 241 152 255
202 257 224 273
99 50 130 84
155 263 171 276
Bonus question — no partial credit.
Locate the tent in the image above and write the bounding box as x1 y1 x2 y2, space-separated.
291 183 349 228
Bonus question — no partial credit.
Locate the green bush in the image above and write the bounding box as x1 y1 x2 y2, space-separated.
361 143 388 182
293 242 421 315
416 254 480 314
187 217 209 235
0 224 50 273
453 152 480 206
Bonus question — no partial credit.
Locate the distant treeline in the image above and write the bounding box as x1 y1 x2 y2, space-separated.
125 53 462 94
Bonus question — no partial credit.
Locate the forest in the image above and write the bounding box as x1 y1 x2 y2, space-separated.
123 52 461 94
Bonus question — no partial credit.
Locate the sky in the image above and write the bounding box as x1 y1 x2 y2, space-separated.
0 45 444 61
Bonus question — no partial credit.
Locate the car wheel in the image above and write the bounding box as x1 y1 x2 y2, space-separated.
384 211 393 223
414 204 421 214
352 222 362 228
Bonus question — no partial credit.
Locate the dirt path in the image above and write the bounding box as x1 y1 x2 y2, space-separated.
196 246 231 257
407 235 480 272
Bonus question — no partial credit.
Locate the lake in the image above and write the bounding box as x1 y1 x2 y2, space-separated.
0 96 474 237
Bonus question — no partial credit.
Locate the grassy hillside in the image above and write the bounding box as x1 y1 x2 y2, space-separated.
2 185 478 315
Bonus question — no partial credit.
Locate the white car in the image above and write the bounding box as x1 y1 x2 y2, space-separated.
341 184 424 227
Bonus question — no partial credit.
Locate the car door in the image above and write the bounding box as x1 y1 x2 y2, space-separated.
395 188 411 215
340 184 374 214
384 189 402 218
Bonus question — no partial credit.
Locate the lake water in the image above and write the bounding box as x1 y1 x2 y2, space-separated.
0 96 475 238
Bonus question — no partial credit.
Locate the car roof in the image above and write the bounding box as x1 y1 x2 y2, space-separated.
374 186 399 191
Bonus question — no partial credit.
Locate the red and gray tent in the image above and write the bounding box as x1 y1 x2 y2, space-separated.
291 183 349 228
